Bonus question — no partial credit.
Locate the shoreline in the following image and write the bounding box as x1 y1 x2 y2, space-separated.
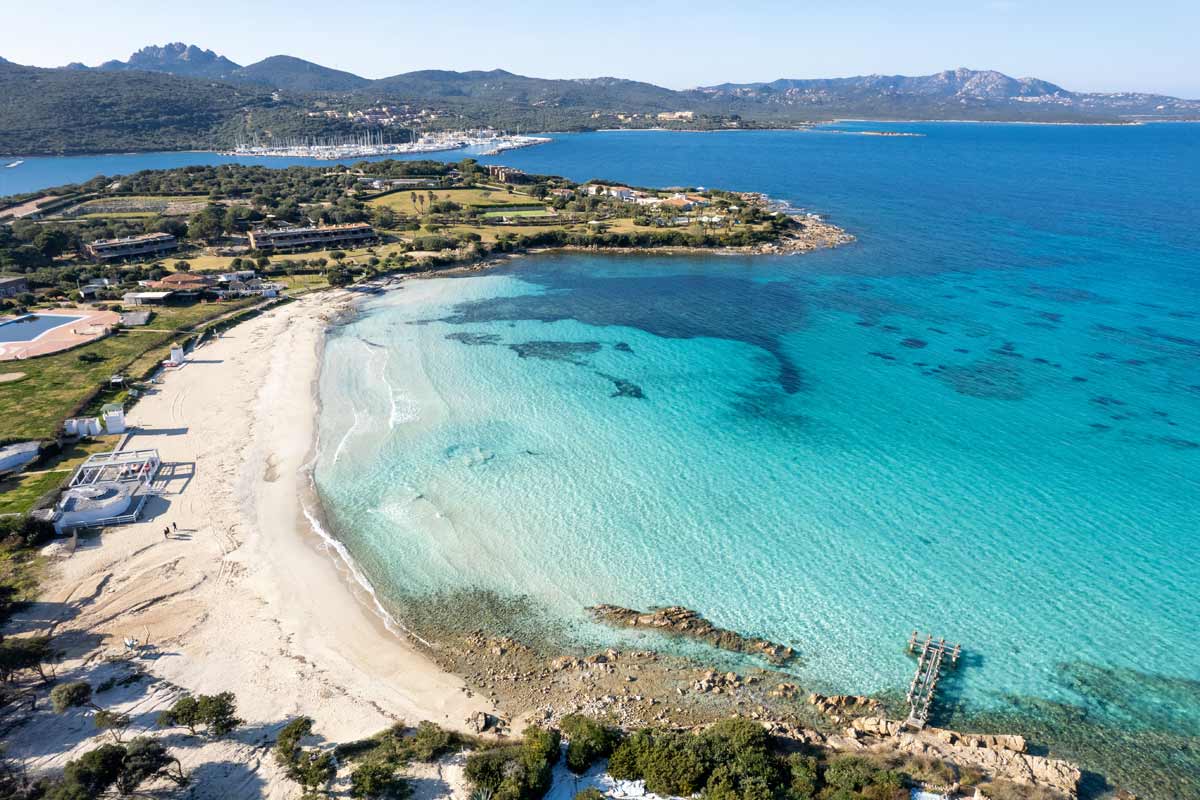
9 291 495 795
9 117 1200 160
8 271 1086 798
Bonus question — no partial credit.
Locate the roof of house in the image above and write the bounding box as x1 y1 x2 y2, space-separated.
156 272 214 287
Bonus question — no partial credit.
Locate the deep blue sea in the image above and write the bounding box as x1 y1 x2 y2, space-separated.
9 125 1200 796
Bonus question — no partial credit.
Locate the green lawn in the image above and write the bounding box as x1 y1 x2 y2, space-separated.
0 300 259 442
480 208 554 218
370 187 535 215
0 438 116 515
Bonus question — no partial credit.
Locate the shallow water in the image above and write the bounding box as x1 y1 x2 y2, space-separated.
311 125 1200 797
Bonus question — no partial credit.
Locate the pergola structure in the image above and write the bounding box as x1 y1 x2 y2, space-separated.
69 449 161 487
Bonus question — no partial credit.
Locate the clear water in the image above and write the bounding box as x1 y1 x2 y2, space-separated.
0 313 82 341
311 125 1200 797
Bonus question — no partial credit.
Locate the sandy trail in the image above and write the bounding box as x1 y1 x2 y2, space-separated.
10 292 491 796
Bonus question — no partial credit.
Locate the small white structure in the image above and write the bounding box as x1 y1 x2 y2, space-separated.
101 403 126 434
64 417 103 437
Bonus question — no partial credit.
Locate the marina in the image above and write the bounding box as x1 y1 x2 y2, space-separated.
225 128 551 160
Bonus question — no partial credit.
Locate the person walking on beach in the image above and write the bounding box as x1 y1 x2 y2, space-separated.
163 527 169 540
172 521 177 532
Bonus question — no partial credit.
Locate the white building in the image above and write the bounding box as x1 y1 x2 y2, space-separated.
53 449 161 533
101 403 126 434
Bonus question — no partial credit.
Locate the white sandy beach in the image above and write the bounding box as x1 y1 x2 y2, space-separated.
10 291 491 797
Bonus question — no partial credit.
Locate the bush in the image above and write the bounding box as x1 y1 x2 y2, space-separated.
50 681 92 713
94 709 132 743
46 738 185 799
607 718 786 800
409 720 457 761
157 694 201 734
560 714 620 774
275 716 336 793
464 726 560 800
48 743 124 800
196 691 241 736
350 760 410 799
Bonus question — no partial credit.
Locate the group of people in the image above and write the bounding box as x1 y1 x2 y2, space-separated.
162 521 178 539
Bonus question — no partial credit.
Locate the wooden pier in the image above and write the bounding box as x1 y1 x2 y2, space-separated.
904 631 961 729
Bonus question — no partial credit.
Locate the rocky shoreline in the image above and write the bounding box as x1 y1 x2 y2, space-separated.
403 602 1085 799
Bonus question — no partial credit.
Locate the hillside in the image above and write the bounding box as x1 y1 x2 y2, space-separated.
234 55 372 92
0 59 285 155
3 46 1199 154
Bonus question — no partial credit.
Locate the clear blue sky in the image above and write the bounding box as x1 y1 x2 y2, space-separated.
2 0 1197 97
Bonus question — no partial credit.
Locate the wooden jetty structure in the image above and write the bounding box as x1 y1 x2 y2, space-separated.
904 631 961 729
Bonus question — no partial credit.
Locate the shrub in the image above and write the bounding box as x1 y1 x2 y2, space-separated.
94 709 132 743
117 737 186 793
606 719 786 800
196 691 241 736
157 694 201 734
788 754 819 800
574 790 604 800
408 720 457 761
464 726 560 800
560 714 620 774
350 760 410 800
824 756 877 792
50 681 92 713
275 716 336 792
48 743 124 800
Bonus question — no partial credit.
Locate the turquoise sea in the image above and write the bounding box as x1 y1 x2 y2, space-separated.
312 125 1199 798
8 125 1199 796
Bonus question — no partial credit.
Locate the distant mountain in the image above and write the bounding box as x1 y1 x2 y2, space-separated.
97 42 242 80
367 69 683 109
234 55 371 92
703 68 1067 99
3 53 1198 156
693 67 1199 121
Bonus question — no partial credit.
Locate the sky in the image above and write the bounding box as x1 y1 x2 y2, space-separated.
2 0 1197 97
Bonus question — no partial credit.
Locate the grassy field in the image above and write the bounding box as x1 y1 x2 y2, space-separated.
63 195 209 220
0 438 116 515
370 187 536 215
0 299 260 442
176 245 405 274
480 208 554 218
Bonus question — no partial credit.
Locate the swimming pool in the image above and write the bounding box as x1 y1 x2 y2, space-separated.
0 314 84 342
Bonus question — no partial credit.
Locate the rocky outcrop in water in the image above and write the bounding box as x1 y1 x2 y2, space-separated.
586 604 796 664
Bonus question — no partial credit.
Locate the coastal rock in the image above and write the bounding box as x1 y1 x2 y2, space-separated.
467 711 499 734
769 682 801 699
692 670 744 695
586 604 796 664
848 716 903 737
808 693 881 721
843 719 1077 797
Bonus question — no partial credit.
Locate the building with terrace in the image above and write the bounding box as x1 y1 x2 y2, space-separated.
85 233 178 262
247 223 377 252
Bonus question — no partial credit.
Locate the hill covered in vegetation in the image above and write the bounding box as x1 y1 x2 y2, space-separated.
3 45 1199 154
